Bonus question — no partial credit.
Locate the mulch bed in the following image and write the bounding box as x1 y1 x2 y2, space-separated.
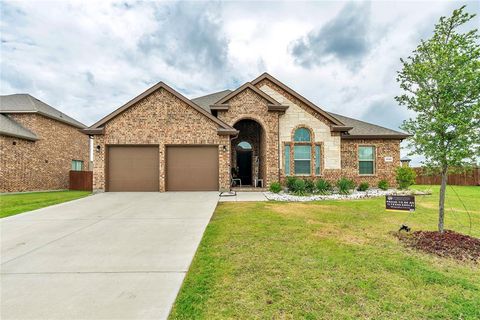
396 230 480 262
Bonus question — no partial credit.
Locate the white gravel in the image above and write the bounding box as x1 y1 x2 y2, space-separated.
264 188 429 202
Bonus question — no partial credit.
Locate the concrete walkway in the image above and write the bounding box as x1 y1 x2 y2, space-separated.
218 192 268 202
1 192 219 320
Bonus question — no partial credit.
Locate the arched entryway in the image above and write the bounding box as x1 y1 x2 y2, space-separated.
231 119 265 187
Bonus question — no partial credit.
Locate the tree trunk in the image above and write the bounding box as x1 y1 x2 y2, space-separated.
438 166 448 233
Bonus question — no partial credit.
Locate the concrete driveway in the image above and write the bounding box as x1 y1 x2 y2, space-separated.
1 192 219 320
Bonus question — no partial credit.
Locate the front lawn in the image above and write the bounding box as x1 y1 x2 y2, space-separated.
0 190 91 218
170 185 480 319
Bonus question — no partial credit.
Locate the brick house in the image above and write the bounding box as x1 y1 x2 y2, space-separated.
85 73 409 192
0 94 89 192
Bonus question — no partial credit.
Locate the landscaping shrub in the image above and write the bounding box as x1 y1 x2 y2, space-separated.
316 179 331 194
269 182 282 193
337 178 355 195
285 176 297 191
305 179 315 193
378 179 389 190
292 179 306 196
357 182 369 191
396 166 416 189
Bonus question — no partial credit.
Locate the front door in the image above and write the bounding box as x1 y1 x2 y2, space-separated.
237 151 252 185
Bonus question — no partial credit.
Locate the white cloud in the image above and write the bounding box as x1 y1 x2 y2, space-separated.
1 0 479 166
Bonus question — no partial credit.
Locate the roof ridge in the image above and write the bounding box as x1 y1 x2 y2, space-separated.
192 89 232 100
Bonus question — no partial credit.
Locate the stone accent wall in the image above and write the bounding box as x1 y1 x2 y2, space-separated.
0 114 89 192
256 80 342 172
217 88 280 187
340 139 401 187
93 88 231 192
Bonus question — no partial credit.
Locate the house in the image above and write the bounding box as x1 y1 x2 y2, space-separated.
84 73 409 192
0 94 89 192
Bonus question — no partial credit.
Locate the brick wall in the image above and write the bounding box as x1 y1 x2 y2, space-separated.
93 87 231 192
217 88 280 187
0 114 89 192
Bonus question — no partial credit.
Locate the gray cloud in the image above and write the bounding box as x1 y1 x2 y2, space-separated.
290 2 372 69
361 98 409 132
138 2 229 74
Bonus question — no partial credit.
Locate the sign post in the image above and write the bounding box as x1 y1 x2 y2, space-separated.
386 195 415 212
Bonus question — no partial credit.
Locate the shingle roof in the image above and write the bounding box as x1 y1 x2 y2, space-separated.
0 114 38 141
0 94 86 128
191 89 409 139
328 112 409 139
191 90 231 113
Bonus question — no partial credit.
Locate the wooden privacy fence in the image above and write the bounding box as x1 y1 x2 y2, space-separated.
69 170 93 191
413 167 480 186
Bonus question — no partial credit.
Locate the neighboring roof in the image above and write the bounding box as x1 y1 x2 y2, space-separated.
329 113 410 139
191 90 231 113
0 94 86 129
88 82 237 135
251 73 344 126
0 114 38 141
401 157 412 162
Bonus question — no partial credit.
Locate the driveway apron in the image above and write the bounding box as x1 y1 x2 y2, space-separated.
1 192 219 320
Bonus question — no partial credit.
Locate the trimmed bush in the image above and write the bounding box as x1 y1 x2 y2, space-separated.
396 166 416 189
269 182 282 193
305 179 315 193
292 179 306 196
378 179 389 190
285 176 297 191
357 182 369 191
316 179 331 194
337 178 355 195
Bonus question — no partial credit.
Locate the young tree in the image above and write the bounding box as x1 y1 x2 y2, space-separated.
396 6 480 233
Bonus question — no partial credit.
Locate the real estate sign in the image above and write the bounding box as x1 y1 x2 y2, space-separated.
386 195 415 212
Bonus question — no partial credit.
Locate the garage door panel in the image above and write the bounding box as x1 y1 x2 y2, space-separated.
166 146 218 191
108 146 159 192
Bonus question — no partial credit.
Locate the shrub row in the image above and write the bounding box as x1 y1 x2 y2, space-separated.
269 177 391 195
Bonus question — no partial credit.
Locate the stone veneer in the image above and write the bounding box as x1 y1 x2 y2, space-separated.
253 78 402 187
93 88 231 192
0 114 89 192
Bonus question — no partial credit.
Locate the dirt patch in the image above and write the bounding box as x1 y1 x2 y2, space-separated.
396 230 480 262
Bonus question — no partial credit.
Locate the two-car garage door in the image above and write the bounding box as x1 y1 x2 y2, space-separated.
107 145 218 192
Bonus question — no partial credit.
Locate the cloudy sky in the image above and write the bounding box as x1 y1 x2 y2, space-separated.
1 0 479 164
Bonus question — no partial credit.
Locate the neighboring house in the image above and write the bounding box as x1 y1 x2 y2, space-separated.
84 73 409 192
0 94 89 192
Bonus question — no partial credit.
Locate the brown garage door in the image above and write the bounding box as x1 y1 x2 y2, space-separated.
166 146 219 191
107 146 159 192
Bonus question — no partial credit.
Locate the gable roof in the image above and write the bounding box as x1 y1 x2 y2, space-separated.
0 114 38 141
88 82 237 135
251 73 344 126
191 89 232 113
213 82 282 106
0 94 86 129
329 112 410 139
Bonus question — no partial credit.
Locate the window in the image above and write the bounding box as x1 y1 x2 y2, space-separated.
315 145 321 175
284 145 290 176
359 146 375 174
294 145 311 175
71 160 84 171
237 141 252 150
294 128 311 142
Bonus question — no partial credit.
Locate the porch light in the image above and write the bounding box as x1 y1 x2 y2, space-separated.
96 145 101 152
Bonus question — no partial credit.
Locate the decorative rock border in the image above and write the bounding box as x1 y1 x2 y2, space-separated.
264 188 431 202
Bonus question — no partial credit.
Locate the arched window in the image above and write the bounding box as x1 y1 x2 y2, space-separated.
237 141 252 150
284 127 321 176
294 128 311 142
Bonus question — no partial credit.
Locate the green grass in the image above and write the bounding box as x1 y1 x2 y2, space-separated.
0 190 91 218
170 185 480 320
